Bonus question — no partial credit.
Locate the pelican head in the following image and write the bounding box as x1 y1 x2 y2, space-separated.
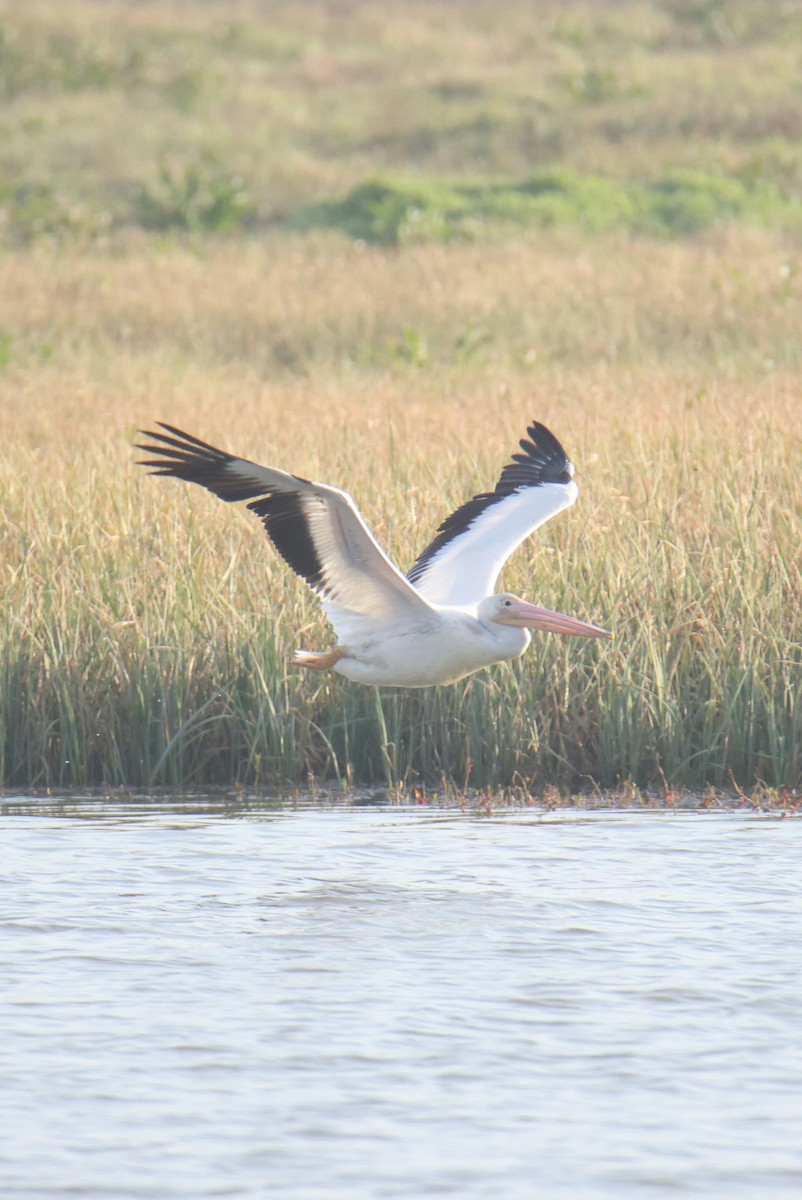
482 593 612 639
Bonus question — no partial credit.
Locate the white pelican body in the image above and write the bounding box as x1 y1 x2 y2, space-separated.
137 420 611 687
319 600 529 688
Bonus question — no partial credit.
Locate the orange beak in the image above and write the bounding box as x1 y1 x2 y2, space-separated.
506 599 613 639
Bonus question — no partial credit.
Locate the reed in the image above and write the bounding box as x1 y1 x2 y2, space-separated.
1 0 801 792
1 236 800 791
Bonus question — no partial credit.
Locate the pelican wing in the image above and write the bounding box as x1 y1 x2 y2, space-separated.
407 421 579 607
137 424 434 640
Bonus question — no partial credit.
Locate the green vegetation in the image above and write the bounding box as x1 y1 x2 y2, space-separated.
302 170 802 244
133 156 254 234
1 1 801 794
2 357 800 792
5 0 802 246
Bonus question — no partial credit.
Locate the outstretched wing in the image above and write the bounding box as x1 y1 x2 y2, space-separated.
137 423 434 640
407 420 578 607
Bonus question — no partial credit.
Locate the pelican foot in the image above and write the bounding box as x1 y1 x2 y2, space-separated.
290 647 347 673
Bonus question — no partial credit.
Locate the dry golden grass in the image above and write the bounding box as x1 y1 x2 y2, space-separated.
2 0 802 791
1 229 801 789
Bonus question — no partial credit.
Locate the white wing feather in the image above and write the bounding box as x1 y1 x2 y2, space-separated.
291 482 436 642
137 425 435 645
410 480 578 608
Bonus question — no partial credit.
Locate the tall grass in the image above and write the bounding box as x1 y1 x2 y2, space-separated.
1 235 800 791
1 1 801 792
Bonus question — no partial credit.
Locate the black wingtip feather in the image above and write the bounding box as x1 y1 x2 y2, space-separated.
154 422 232 456
136 421 328 596
135 422 268 503
407 418 574 585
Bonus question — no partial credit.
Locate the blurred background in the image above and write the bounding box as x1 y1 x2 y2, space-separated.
0 0 800 793
4 0 802 247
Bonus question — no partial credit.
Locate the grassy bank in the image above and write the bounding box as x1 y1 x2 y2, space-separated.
2 234 800 791
5 0 802 243
1 1 801 791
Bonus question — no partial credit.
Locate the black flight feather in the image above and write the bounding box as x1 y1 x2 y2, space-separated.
407 420 573 585
137 423 326 593
246 491 326 592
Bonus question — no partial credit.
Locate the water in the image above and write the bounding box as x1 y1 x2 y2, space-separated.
1 798 801 1200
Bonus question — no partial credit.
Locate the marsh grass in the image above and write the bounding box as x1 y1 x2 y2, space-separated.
1 235 801 791
1 1 801 791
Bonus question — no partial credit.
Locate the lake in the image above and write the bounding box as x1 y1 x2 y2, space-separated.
1 798 801 1199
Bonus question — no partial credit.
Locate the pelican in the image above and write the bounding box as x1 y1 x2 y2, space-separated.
136 419 611 687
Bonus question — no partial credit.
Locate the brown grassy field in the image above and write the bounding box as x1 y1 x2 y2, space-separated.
1 1 801 793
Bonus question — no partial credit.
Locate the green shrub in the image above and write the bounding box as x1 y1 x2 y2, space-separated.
132 155 254 234
303 168 802 245
637 170 786 236
301 178 464 245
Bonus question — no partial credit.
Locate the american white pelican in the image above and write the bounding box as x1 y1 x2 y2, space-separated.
137 420 611 687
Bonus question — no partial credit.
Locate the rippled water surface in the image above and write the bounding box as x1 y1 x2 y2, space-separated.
1 798 801 1199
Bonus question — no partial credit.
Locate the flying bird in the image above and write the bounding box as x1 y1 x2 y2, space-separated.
136 420 611 687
